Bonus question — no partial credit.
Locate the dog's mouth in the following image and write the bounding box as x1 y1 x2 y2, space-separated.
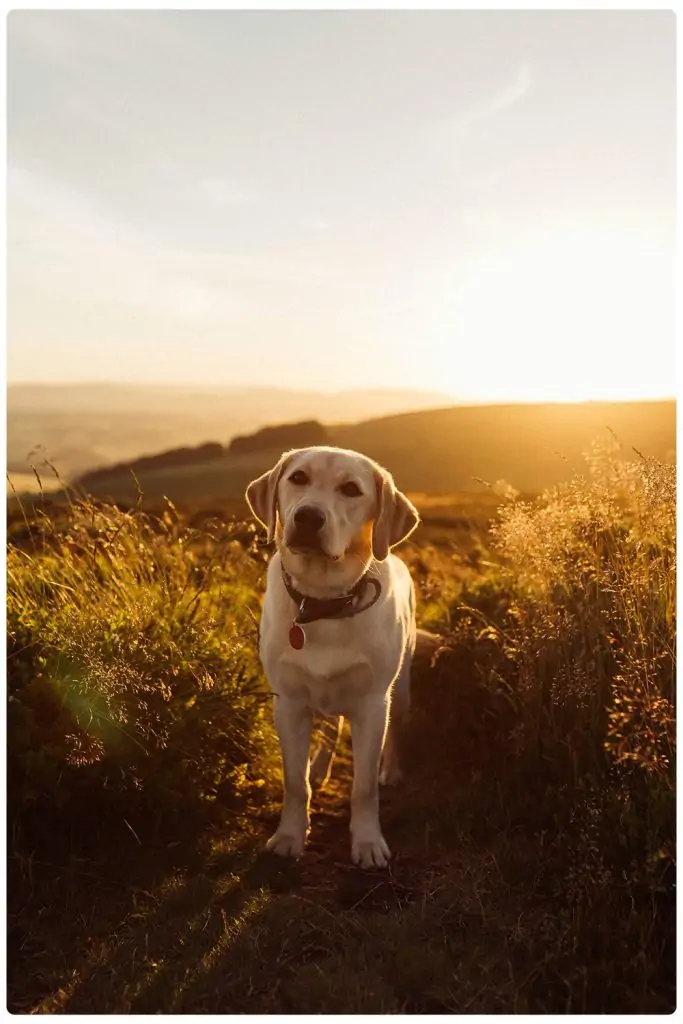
284 527 342 562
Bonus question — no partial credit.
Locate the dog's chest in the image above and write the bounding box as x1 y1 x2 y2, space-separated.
289 622 362 671
310 663 373 716
270 625 376 716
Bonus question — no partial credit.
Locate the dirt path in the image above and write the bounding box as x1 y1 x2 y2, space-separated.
17 712 494 1015
9 632 674 1013
8 635 544 1014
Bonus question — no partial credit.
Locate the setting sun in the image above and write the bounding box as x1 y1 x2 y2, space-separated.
433 224 672 403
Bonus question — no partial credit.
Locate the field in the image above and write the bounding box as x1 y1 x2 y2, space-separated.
6 440 675 1013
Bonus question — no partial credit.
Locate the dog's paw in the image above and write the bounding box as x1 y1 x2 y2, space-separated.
351 832 391 869
265 829 306 859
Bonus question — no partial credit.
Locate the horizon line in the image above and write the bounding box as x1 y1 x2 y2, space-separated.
6 380 676 403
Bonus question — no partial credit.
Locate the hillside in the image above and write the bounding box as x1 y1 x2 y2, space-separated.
334 399 676 494
48 399 676 509
7 384 453 481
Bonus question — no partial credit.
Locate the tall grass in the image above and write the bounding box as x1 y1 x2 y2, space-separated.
400 440 676 1011
493 439 675 794
7 495 278 822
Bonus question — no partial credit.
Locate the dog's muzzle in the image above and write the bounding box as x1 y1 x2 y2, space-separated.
286 504 326 553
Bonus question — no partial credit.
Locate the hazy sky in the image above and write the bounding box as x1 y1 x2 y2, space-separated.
7 10 676 401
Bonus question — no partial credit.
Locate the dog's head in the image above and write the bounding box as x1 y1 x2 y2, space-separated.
245 446 419 577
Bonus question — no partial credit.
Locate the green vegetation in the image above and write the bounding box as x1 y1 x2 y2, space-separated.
7 440 675 1013
7 499 277 820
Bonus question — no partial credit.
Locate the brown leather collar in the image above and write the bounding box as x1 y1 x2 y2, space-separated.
281 568 381 626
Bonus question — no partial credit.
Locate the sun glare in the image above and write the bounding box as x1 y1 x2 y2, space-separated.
443 226 672 403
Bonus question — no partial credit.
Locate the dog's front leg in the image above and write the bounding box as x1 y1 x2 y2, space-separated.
349 697 391 868
267 695 313 858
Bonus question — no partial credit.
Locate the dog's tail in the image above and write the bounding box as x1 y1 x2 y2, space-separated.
415 628 443 661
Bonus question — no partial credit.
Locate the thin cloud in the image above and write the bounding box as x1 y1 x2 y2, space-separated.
8 10 79 64
8 165 360 335
8 165 154 246
436 65 534 143
8 166 245 323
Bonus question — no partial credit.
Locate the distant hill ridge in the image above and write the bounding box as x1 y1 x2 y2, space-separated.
227 420 329 455
78 442 227 486
76 420 330 488
66 399 676 507
9 383 453 481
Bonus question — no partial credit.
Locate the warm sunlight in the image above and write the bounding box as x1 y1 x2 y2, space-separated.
435 225 672 403
7 13 675 1016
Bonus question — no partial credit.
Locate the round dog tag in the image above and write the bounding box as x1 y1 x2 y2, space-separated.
289 624 306 650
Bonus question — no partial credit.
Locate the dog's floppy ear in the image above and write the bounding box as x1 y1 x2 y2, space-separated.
245 451 296 543
372 466 419 561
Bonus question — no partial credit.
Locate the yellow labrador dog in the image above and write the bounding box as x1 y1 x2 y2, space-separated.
246 446 419 868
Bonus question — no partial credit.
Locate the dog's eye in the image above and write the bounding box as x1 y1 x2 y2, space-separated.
340 481 363 498
288 470 309 486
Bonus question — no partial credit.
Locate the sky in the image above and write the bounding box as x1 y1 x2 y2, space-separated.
7 10 676 402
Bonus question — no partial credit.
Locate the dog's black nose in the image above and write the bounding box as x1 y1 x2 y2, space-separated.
294 505 325 532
